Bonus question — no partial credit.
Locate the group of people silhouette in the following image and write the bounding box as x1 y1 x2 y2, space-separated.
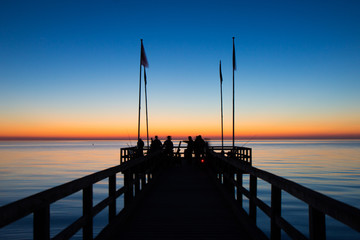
137 135 173 156
184 135 206 161
136 135 207 163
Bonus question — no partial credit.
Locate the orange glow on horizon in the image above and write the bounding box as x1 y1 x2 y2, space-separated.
1 129 359 140
1 112 360 140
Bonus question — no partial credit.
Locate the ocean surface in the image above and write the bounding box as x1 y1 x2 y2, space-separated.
0 140 359 239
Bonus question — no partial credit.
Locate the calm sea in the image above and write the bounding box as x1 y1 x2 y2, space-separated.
0 140 359 239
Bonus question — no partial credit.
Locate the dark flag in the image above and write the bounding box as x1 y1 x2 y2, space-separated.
141 41 149 68
232 38 236 71
219 60 223 83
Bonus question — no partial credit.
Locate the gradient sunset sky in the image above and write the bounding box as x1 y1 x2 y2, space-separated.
1 0 360 140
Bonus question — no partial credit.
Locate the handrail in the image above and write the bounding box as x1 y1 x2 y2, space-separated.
208 151 360 240
0 152 163 240
0 164 123 228
120 145 252 164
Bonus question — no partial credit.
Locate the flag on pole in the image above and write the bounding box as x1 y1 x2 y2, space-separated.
219 60 223 84
141 41 149 68
232 38 236 71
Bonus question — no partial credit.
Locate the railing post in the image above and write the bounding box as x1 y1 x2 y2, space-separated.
124 169 133 207
309 206 325 240
33 204 50 240
237 170 243 208
249 174 257 224
249 148 252 165
120 149 122 164
228 166 235 199
83 185 93 240
271 185 281 240
109 174 116 223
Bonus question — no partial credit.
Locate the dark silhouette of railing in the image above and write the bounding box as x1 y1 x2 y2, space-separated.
0 151 164 240
120 145 252 164
207 151 360 240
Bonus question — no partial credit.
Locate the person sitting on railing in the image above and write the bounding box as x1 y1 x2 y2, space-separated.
137 138 144 157
163 136 174 158
184 136 194 162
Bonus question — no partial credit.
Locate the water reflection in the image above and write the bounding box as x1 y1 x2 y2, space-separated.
0 141 125 205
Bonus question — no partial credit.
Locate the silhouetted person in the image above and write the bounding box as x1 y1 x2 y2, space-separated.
152 135 162 152
137 138 144 157
163 136 174 157
194 135 205 161
149 138 154 152
184 136 194 161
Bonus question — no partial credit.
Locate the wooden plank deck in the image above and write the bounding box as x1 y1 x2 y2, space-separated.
100 161 252 239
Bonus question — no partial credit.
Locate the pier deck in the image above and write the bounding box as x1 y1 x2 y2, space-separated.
99 162 251 239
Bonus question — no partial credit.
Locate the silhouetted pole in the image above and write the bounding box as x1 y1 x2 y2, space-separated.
144 68 149 148
232 37 236 149
138 39 149 142
219 60 224 153
137 41 143 141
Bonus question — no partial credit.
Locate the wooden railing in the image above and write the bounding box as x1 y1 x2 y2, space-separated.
207 151 360 240
210 146 252 164
120 146 137 163
120 144 252 164
0 151 163 240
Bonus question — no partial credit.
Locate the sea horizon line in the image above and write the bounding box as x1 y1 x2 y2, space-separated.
1 135 360 141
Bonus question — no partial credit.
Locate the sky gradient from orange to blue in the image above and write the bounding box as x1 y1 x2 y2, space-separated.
1 0 360 140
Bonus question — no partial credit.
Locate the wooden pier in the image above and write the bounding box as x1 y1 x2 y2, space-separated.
98 160 252 240
0 146 360 240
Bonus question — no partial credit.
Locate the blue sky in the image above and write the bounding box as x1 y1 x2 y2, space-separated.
1 0 360 139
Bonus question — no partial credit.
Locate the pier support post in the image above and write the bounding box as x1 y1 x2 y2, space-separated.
124 169 133 207
83 185 93 240
271 185 281 240
34 204 50 240
237 170 243 207
249 175 257 224
109 174 116 223
309 206 325 240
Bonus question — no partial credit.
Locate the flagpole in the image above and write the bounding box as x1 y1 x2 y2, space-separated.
144 68 149 148
232 37 235 149
138 39 143 141
219 61 224 153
